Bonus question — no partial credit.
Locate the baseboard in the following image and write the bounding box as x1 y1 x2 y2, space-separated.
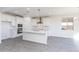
48 36 73 39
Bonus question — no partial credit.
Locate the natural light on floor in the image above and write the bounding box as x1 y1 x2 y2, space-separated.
73 33 79 40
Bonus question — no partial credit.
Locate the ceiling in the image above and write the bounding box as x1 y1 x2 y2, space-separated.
0 7 79 17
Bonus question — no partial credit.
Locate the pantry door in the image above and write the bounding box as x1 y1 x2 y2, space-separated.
1 21 11 39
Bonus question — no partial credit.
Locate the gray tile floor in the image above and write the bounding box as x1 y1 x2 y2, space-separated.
0 36 79 52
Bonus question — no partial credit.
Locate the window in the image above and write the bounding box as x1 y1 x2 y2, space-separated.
61 17 74 31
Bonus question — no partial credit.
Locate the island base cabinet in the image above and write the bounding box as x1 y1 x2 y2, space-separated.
23 32 48 44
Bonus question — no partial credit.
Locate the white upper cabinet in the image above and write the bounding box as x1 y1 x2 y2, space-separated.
0 13 24 25
0 13 12 22
0 13 16 26
0 14 7 21
16 17 23 24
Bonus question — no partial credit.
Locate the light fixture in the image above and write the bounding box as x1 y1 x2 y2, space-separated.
37 9 43 24
26 8 30 14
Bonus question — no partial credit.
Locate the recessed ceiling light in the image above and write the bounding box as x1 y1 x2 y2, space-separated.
26 8 30 11
14 10 18 13
26 8 30 13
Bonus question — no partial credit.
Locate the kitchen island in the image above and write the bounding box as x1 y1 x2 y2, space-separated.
23 30 48 44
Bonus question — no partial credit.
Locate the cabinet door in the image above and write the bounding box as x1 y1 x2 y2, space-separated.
1 14 6 21
16 17 23 24
1 14 11 21
6 15 12 21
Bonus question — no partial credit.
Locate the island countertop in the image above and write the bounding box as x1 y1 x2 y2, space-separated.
23 30 47 34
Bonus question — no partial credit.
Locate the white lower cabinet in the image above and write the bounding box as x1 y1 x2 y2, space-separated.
23 31 48 44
